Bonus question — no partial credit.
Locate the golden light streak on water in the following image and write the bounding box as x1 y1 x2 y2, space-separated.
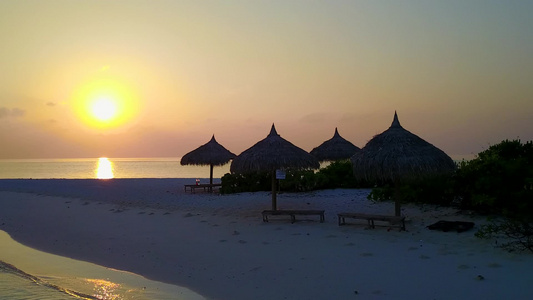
85 279 121 300
96 158 114 179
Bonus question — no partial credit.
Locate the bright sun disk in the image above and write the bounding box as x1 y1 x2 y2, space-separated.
72 77 141 130
91 97 118 121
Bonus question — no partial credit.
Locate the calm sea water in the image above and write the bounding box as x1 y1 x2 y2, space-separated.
0 157 231 179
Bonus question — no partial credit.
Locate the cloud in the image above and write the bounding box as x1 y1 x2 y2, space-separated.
0 107 25 118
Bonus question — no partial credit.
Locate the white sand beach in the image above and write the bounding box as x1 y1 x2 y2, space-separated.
0 179 532 300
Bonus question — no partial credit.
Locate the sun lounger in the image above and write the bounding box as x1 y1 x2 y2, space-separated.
337 212 406 231
262 210 325 223
184 183 221 193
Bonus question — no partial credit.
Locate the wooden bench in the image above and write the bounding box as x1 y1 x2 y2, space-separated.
337 213 406 231
262 210 325 223
184 183 221 193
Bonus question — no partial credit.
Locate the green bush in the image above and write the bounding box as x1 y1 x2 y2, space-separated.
476 219 533 253
367 174 456 206
314 160 362 189
279 169 317 192
453 139 533 253
220 160 369 194
220 172 271 194
367 139 533 218
454 139 533 219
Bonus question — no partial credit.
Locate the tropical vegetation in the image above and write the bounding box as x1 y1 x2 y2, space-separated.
221 139 533 252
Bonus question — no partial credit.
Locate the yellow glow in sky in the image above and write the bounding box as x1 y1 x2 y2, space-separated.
0 1 532 159
72 77 140 130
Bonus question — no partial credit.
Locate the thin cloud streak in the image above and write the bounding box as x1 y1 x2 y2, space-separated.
0 107 25 118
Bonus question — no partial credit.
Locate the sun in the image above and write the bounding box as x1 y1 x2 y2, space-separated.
90 97 118 122
72 77 140 130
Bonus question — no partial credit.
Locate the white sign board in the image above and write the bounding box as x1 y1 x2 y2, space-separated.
275 169 286 179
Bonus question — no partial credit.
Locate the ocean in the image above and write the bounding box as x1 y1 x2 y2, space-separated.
0 157 221 300
0 157 231 180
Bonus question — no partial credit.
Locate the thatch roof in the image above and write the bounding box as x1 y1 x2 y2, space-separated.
351 112 455 182
230 124 320 173
310 128 361 162
180 135 236 166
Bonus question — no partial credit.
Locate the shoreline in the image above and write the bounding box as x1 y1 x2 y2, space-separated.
0 230 203 300
1 179 532 299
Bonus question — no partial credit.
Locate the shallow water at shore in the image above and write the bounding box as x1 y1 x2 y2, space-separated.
0 231 205 300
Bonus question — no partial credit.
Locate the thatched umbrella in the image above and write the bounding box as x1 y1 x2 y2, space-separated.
351 112 455 216
310 127 361 162
180 135 236 185
231 124 320 210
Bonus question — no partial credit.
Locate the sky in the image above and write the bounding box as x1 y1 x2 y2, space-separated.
1 0 532 160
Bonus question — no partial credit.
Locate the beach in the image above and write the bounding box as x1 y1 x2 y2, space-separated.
1 179 532 299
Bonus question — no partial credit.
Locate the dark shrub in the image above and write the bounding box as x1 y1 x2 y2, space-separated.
476 219 533 253
220 160 369 194
220 172 271 194
367 173 455 206
454 139 533 218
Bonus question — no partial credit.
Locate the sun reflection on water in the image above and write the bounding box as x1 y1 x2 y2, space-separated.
85 278 121 299
96 157 114 179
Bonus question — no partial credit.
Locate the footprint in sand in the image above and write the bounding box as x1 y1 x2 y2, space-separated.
419 255 430 259
408 246 418 251
360 252 373 257
488 263 502 268
344 242 355 246
238 240 247 244
138 211 146 214
458 264 470 270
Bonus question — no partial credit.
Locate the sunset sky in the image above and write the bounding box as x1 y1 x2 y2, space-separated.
1 1 531 159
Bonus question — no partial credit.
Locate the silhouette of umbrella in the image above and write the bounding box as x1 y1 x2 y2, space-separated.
351 112 455 216
310 128 361 162
231 124 320 210
181 135 236 185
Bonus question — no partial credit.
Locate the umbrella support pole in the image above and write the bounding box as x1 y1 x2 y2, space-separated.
271 172 277 211
394 180 401 217
209 164 214 185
